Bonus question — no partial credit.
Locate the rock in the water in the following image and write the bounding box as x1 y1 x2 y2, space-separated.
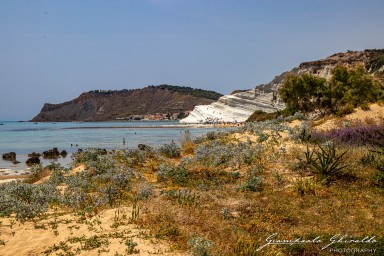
43 148 60 158
26 157 40 165
138 144 150 151
2 152 16 161
60 150 68 157
28 152 41 158
12 160 21 164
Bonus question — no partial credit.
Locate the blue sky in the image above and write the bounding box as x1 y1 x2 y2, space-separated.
1 0 383 120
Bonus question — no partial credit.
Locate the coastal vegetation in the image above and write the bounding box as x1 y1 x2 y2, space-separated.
279 65 383 116
154 84 223 101
1 103 384 254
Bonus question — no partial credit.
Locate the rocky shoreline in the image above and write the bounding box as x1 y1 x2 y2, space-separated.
2 148 69 168
0 148 73 180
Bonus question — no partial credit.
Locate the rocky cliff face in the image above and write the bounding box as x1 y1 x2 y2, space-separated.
180 49 384 124
32 85 222 122
180 90 285 123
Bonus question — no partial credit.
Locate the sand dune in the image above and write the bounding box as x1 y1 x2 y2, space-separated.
0 207 185 255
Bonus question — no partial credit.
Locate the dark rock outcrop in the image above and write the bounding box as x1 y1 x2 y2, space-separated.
26 157 40 165
31 85 223 122
2 152 16 161
43 148 60 159
28 152 41 158
60 150 68 157
138 144 151 151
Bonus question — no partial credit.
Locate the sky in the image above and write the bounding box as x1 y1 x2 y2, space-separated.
1 0 384 120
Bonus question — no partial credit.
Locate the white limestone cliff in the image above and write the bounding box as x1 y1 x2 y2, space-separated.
180 89 285 123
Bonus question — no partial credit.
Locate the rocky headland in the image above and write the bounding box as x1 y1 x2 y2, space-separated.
32 85 223 122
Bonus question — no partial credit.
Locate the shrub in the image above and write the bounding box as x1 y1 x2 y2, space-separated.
0 182 61 220
73 148 107 164
194 141 235 167
305 142 349 184
189 236 213 256
119 149 147 167
290 121 312 143
25 164 51 184
246 110 279 122
293 179 317 196
238 166 264 192
125 239 139 254
360 153 376 166
157 162 189 186
279 66 383 116
81 235 108 250
373 164 384 188
159 142 181 158
311 124 384 146
279 73 327 114
240 119 288 136
193 130 232 144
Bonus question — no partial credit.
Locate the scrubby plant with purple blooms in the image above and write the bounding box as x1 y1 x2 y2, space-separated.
311 124 384 146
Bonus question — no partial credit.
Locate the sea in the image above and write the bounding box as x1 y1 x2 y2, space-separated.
0 121 229 171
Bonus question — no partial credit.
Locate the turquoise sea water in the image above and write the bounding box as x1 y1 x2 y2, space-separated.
0 121 225 170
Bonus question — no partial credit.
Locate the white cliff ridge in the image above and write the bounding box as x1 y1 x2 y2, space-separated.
179 89 285 123
180 49 384 124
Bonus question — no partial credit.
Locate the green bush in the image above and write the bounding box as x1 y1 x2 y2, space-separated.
157 163 189 186
305 142 348 184
159 142 181 158
279 66 383 116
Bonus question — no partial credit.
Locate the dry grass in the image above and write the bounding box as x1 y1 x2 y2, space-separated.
134 141 384 255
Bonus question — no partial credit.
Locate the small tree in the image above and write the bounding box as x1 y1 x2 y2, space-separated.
279 73 326 115
330 65 383 115
279 66 383 116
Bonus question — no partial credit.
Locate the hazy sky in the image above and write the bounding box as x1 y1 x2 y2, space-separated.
1 0 384 120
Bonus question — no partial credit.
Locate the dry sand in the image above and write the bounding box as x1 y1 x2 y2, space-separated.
314 103 384 131
0 208 185 256
0 163 185 256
